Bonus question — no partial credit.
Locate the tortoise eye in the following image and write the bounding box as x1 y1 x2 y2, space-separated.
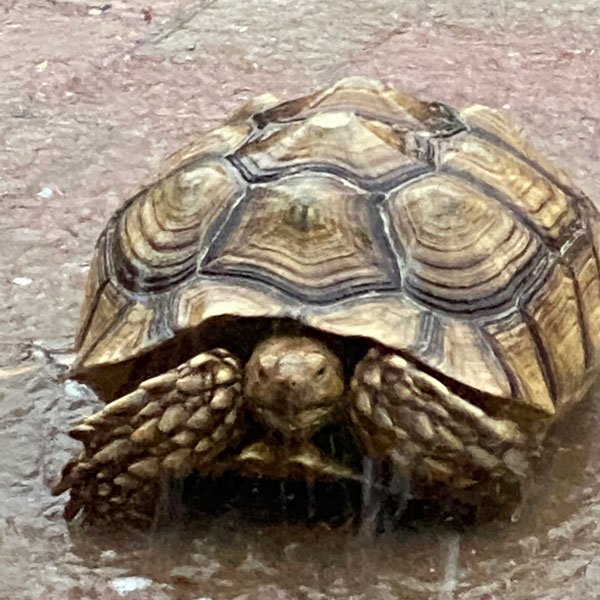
316 366 326 378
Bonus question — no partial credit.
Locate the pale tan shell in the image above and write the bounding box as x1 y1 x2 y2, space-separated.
71 76 600 419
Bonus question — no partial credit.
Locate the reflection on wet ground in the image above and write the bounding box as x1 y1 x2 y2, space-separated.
2 1 600 598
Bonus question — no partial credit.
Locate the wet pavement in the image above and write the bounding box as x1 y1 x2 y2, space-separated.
2 1 600 598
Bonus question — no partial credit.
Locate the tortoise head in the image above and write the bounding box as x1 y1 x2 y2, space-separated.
244 335 345 439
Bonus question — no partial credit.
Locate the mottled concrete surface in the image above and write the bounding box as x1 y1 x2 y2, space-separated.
1 1 600 599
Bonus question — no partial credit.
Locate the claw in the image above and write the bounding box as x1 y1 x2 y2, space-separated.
69 423 96 443
64 497 84 522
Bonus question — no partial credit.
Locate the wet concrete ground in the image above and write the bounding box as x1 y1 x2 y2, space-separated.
2 1 600 598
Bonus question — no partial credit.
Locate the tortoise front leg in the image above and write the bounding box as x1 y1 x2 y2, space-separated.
52 349 244 526
349 349 530 514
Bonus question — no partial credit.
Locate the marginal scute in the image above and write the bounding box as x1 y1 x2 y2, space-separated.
573 203 600 353
308 296 422 358
174 280 290 332
570 250 600 361
485 316 555 415
74 281 129 366
75 239 108 351
423 319 512 400
80 302 156 369
460 104 575 192
585 201 600 263
311 298 511 400
162 122 256 176
524 263 587 407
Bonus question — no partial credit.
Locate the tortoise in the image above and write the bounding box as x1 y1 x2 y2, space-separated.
53 76 600 525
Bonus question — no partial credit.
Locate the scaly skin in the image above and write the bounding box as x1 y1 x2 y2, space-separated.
53 349 245 525
349 349 532 508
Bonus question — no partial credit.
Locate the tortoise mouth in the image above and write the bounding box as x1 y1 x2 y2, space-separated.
229 438 360 480
204 421 365 483
179 422 368 526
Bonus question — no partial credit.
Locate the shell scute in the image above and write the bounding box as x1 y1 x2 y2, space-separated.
202 173 399 302
71 76 600 419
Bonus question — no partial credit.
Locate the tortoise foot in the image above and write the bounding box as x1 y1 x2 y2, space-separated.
349 349 530 511
52 349 244 525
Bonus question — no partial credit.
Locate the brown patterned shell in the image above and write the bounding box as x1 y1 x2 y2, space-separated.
72 76 600 419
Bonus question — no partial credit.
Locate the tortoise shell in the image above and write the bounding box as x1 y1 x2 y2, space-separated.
72 76 600 422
